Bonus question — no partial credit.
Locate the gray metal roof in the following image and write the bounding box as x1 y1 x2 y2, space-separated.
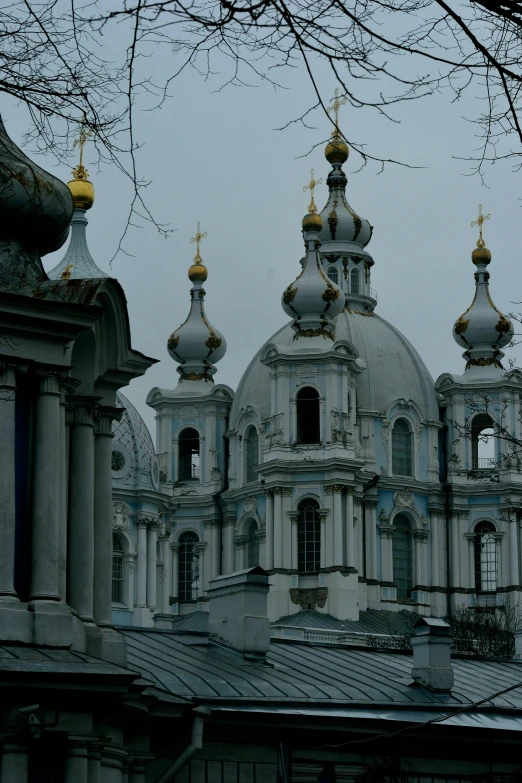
0 644 135 679
123 629 522 710
274 609 415 636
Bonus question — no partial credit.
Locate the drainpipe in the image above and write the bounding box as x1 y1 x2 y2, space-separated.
155 706 212 783
441 425 451 617
362 475 380 580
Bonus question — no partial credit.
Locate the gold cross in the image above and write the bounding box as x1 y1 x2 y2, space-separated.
190 222 207 262
327 88 347 138
302 169 323 214
72 114 92 181
470 204 490 248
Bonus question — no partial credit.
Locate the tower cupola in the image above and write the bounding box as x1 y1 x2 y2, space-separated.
282 171 345 341
167 223 227 384
453 205 513 371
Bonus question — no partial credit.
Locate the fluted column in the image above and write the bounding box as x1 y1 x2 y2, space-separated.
161 531 172 614
147 521 158 609
380 525 394 583
273 488 283 569
31 368 63 602
332 486 344 567
136 520 148 607
450 511 461 589
355 500 363 574
0 363 19 598
264 491 274 570
0 743 28 783
211 521 220 578
196 542 207 595
429 508 442 588
171 543 179 601
345 489 355 571
413 530 428 587
289 511 299 571
319 510 328 569
93 405 122 627
365 501 378 581
223 517 236 573
508 510 520 586
65 741 89 783
67 397 97 620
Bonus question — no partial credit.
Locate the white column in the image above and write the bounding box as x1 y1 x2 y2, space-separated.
147 522 158 609
509 511 520 586
161 533 172 614
319 511 328 570
93 406 119 627
171 543 179 600
30 368 62 602
65 742 89 783
380 527 394 583
413 530 427 587
333 486 344 567
125 553 136 610
289 512 299 571
355 501 363 575
58 381 70 601
223 519 235 573
211 522 220 578
67 398 96 620
273 489 283 569
0 364 18 598
235 536 247 570
282 489 292 568
196 543 207 595
136 521 148 607
0 743 28 783
450 511 461 589
466 534 475 590
430 509 441 588
365 501 378 581
265 492 274 570
345 490 355 571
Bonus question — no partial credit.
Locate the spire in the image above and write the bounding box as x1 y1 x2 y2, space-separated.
48 116 106 280
453 205 513 372
281 175 345 340
167 224 227 384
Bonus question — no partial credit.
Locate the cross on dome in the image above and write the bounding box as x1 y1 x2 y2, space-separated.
327 88 347 139
471 204 490 249
303 169 323 215
72 113 92 182
190 221 207 264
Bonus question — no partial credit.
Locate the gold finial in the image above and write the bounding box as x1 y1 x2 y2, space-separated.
303 169 323 215
72 114 92 181
60 263 74 280
327 88 347 139
471 204 490 248
190 222 208 264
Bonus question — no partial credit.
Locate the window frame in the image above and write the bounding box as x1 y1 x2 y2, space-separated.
295 385 321 445
391 417 414 478
297 499 321 574
244 425 260 484
246 519 260 568
392 514 413 600
112 534 125 605
178 531 200 601
350 267 360 296
177 427 201 482
474 520 497 593
327 266 339 285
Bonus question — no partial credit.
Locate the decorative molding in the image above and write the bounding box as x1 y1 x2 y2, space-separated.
289 586 328 610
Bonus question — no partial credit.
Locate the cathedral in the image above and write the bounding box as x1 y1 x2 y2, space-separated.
48 111 521 631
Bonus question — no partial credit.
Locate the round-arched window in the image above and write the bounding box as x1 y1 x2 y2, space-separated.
296 387 320 445
178 428 200 481
298 499 321 574
112 535 124 603
179 532 200 601
247 520 259 568
327 267 339 285
392 418 413 477
350 267 360 295
474 521 497 592
111 450 125 472
392 515 412 600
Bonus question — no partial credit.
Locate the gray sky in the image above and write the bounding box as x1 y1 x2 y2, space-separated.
5 50 520 438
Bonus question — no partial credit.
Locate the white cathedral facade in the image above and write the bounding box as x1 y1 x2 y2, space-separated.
50 125 522 629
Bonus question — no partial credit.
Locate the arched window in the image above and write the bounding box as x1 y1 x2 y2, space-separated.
112 535 124 604
471 414 496 470
245 426 259 483
247 520 259 568
474 521 497 592
392 418 413 476
327 267 339 285
296 387 320 445
350 268 360 295
178 428 200 481
298 499 321 574
392 515 412 600
179 532 200 601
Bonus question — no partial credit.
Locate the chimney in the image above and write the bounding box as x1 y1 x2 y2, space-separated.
207 567 270 658
411 617 454 692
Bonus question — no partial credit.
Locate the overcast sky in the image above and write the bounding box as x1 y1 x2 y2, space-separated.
5 44 521 439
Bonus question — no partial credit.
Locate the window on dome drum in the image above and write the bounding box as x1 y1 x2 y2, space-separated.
179 532 200 601
112 535 124 603
327 267 339 285
178 428 200 481
296 387 320 444
247 520 259 568
392 515 413 600
474 521 497 592
350 268 360 295
392 418 413 476
471 413 496 470
245 426 259 483
111 450 125 472
298 499 321 574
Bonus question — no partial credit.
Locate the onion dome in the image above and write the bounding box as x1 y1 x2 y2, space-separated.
167 224 226 384
282 177 345 340
453 206 513 371
48 125 105 280
0 115 73 257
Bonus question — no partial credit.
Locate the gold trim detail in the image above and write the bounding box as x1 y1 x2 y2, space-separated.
454 315 469 335
293 326 334 341
179 371 214 383
465 357 502 369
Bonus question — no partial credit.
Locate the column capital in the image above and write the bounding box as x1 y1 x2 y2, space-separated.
223 515 236 527
288 510 299 522
37 365 69 395
67 395 100 426
136 518 149 529
94 405 123 435
272 486 292 496
318 509 329 521
379 525 395 539
428 506 445 518
196 542 207 552
0 359 27 389
464 532 475 543
235 535 248 546
170 542 180 552
412 530 428 542
365 499 378 510
325 484 346 494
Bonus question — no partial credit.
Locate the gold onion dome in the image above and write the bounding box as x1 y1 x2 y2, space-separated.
302 212 323 232
188 261 208 283
471 245 492 265
325 137 349 165
68 169 95 211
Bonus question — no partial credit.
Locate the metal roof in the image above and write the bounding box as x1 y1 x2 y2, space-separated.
122 629 522 710
0 644 136 679
274 609 415 636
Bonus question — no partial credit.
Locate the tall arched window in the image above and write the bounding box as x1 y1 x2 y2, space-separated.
350 268 360 295
471 414 496 470
298 499 321 574
245 426 259 483
296 387 320 444
474 521 497 592
327 267 339 285
392 418 413 476
247 520 259 568
112 535 124 604
178 428 200 481
392 515 412 600
179 532 200 601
